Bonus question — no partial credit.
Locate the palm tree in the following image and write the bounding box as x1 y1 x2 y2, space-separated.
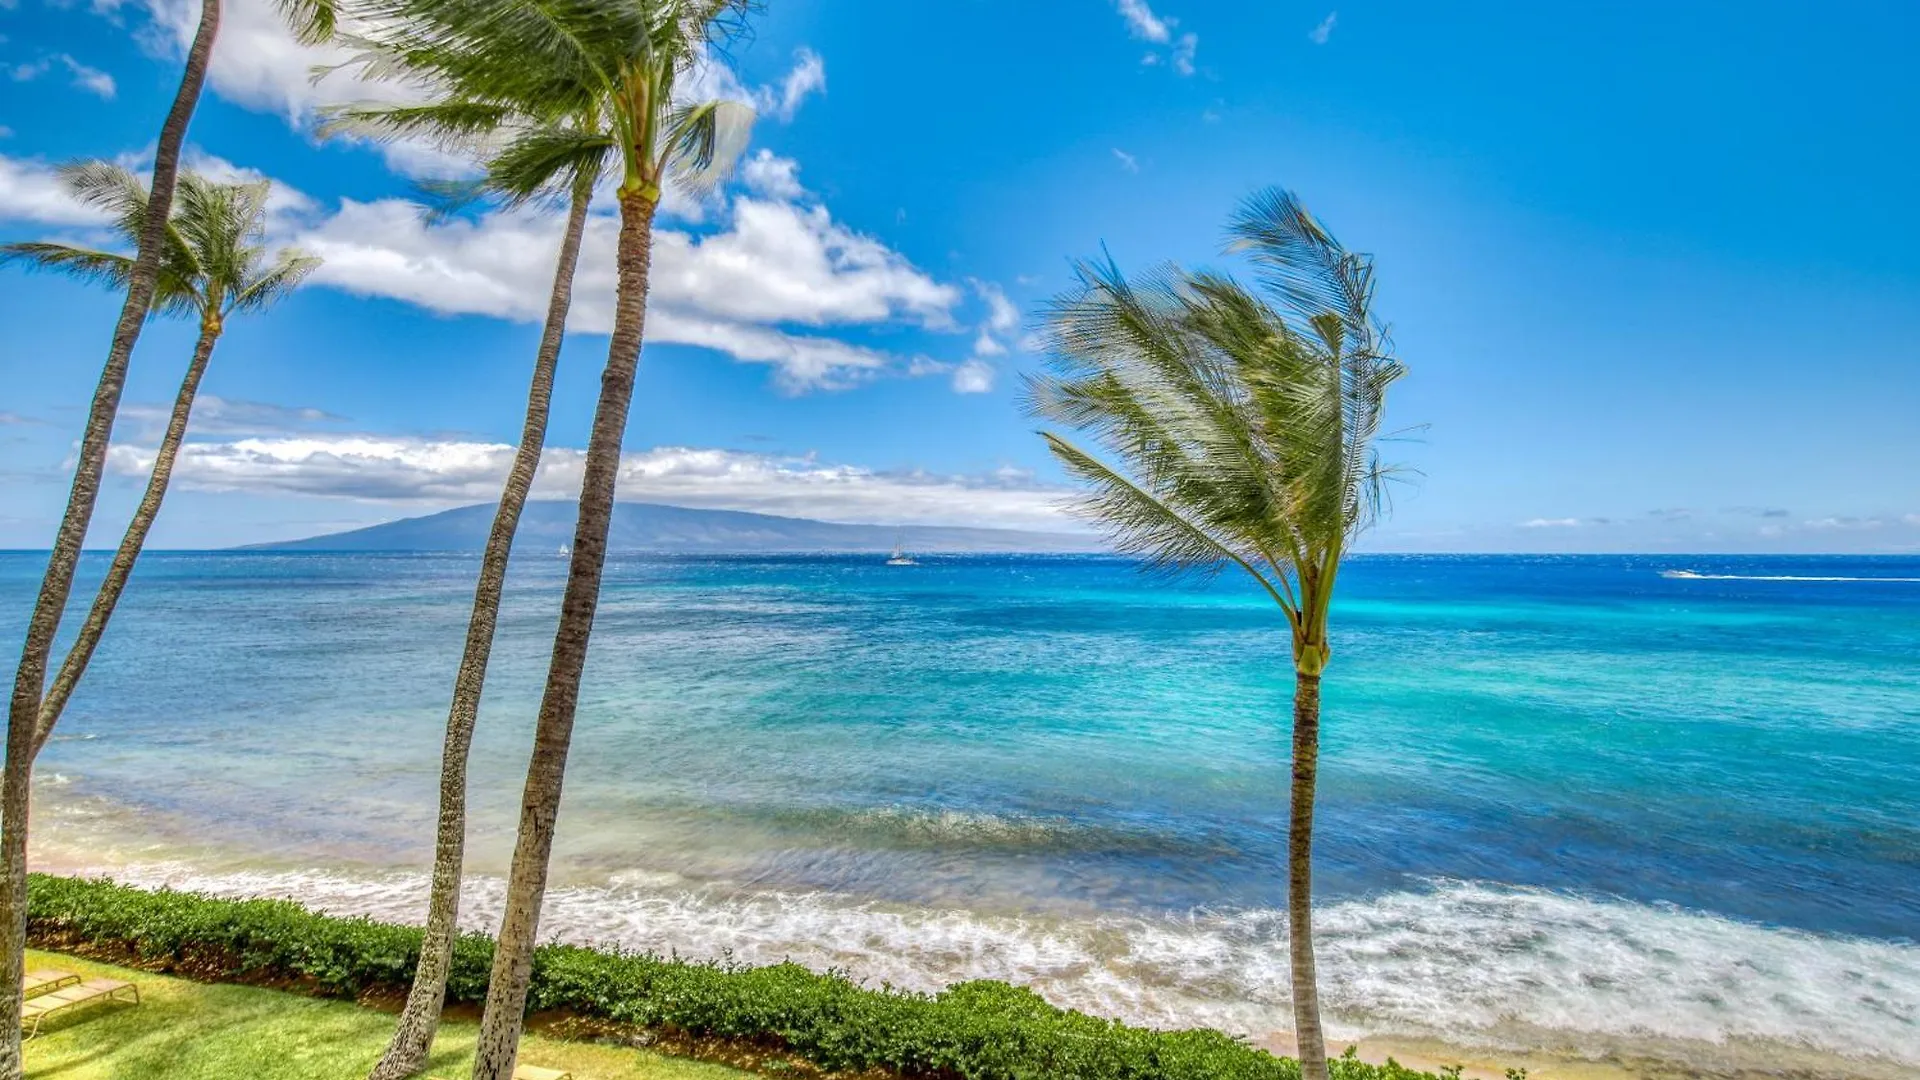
0 163 318 1078
3 165 321 738
349 2 755 1075
1025 188 1406 1080
318 91 611 1079
0 3 334 1073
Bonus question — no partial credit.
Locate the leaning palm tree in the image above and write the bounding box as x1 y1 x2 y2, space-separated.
350 1 755 1075
0 3 334 1074
1025 188 1406 1080
319 88 611 1079
2 165 320 740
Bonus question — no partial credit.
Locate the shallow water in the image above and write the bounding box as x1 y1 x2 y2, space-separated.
8 551 1918 1072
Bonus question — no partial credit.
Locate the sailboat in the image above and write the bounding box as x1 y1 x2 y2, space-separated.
886 539 918 566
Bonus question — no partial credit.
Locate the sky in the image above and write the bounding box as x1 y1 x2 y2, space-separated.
2 0 1918 552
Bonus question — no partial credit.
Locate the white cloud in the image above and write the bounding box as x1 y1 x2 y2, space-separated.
1520 518 1583 528
6 143 978 393
1170 32 1198 76
1310 12 1338 46
973 279 1019 335
1115 0 1172 43
63 55 117 98
1803 516 1885 530
762 48 825 122
740 149 805 201
0 154 112 226
8 54 116 98
292 188 960 391
105 436 1075 528
963 279 1019 370
1112 148 1140 173
1905 514 1920 526
1114 1 1197 74
949 358 996 395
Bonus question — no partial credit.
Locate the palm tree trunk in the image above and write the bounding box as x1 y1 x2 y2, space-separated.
371 185 592 1080
0 3 218 1075
470 188 657 1080
1288 670 1328 1080
32 316 222 749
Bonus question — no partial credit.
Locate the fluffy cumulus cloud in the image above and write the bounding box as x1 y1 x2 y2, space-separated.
292 169 961 391
104 436 1077 529
1 145 988 393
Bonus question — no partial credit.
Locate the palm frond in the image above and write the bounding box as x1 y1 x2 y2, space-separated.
482 124 616 207
278 0 340 46
1028 188 1409 637
228 250 322 314
1227 187 1378 349
55 161 152 250
1042 433 1297 614
0 242 197 318
317 99 517 151
664 98 755 195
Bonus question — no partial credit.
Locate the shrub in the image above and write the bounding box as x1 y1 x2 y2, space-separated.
26 874 1469 1080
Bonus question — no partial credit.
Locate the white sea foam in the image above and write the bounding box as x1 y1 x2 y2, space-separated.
1661 569 1920 583
76 862 1920 1069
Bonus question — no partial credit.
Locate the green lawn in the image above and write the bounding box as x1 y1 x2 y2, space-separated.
22 949 750 1080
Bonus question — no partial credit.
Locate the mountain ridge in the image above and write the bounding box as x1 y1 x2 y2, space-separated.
240 501 1104 554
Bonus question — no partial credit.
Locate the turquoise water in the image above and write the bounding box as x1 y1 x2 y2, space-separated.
6 552 1918 1070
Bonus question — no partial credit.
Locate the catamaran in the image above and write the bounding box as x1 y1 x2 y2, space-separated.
886 543 918 566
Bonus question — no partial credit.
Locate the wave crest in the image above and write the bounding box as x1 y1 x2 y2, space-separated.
75 863 1919 1071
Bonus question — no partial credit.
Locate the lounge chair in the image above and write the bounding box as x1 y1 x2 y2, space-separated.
22 969 81 999
20 977 139 1038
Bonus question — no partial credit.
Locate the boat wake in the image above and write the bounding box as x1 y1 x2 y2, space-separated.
68 861 1920 1073
1660 569 1920 582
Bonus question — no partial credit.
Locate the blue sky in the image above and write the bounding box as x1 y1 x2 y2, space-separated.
2 0 1917 551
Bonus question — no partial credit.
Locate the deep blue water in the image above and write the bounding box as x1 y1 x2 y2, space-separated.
5 551 1918 1063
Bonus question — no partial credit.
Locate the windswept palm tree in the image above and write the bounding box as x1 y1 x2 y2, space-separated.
0 2 335 1073
319 87 611 1080
1025 188 1407 1080
348 1 756 1075
0 162 318 1077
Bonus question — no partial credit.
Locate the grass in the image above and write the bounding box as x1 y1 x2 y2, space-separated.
22 948 750 1080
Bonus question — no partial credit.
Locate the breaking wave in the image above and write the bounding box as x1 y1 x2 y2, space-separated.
76 862 1919 1072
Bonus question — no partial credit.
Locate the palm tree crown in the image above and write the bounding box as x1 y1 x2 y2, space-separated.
1028 187 1405 671
0 164 319 328
346 0 756 208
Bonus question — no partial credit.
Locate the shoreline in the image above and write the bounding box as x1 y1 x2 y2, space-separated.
28 838 1917 1080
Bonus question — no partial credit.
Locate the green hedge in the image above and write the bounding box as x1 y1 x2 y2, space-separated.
26 874 1484 1080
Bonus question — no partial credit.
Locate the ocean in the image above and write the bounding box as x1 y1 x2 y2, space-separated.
5 551 1917 1074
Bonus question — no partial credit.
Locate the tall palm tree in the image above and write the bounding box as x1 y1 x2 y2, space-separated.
1025 188 1406 1080
319 92 611 1079
0 3 334 1073
0 163 318 1078
351 2 755 1075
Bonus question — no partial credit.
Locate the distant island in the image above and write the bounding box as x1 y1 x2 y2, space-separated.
242 501 1107 554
